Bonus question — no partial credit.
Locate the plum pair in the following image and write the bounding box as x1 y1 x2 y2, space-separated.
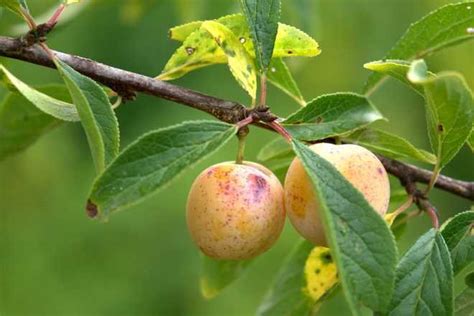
186 143 390 260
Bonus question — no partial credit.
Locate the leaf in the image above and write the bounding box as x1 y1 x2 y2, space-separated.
257 136 292 162
0 64 79 121
0 85 70 160
388 229 453 316
200 255 252 299
468 130 474 152
291 140 397 313
407 60 474 169
240 0 281 71
303 246 339 304
346 128 437 164
201 20 257 99
158 14 320 81
455 287 474 316
257 240 317 316
283 93 384 141
169 20 204 41
440 211 474 275
365 2 474 94
89 121 237 220
0 0 27 16
465 272 474 289
390 213 408 241
364 59 436 96
55 59 120 173
267 58 305 105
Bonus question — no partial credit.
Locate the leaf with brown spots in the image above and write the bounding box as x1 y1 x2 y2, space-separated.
201 20 257 99
158 14 320 82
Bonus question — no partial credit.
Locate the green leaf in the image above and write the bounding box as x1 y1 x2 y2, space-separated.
0 85 70 160
89 121 237 220
55 59 120 173
455 286 474 316
346 128 437 164
257 136 292 162
200 255 252 299
407 60 474 169
0 0 27 16
441 211 474 275
283 93 384 141
240 0 281 71
267 58 305 105
388 229 453 316
201 20 257 99
365 2 474 94
364 59 436 96
0 64 79 121
158 14 320 81
468 130 474 152
465 273 474 289
257 240 316 316
291 140 397 314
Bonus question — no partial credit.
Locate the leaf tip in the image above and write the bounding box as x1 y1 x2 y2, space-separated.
86 199 99 219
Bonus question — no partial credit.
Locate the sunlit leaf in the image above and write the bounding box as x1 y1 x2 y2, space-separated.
303 246 338 303
169 20 204 41
201 20 257 99
365 2 474 94
89 121 237 220
240 0 281 71
364 59 435 95
346 128 436 164
159 14 320 81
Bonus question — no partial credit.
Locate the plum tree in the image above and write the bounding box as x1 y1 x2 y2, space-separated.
186 161 286 260
284 143 390 246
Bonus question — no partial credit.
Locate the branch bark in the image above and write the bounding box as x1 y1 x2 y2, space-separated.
0 35 472 201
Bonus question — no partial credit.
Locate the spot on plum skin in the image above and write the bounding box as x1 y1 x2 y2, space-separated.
248 173 268 202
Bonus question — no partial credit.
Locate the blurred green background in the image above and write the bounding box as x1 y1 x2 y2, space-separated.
0 0 473 315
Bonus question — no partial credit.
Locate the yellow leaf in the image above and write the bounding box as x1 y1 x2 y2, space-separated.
304 246 338 302
159 14 320 81
201 20 257 100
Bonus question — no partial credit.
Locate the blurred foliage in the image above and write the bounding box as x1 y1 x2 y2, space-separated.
0 0 473 315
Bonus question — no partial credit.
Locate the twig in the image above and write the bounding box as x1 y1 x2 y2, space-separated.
0 35 472 201
378 155 473 201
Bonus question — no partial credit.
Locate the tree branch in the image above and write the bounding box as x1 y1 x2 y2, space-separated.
0 35 472 201
0 36 247 123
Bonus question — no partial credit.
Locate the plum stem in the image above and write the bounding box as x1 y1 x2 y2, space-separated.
268 121 292 142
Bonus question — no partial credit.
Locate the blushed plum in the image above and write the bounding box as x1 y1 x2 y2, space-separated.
284 143 390 246
186 161 285 260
